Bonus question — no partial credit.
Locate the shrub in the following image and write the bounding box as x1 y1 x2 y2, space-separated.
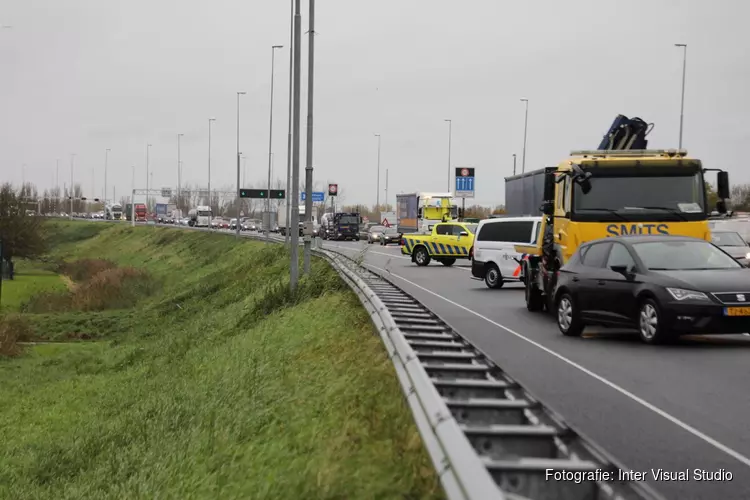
0 314 33 357
58 259 117 282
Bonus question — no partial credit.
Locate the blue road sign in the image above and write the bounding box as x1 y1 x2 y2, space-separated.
455 167 475 198
301 191 325 202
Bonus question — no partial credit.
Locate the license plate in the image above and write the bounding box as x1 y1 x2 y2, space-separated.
724 307 750 317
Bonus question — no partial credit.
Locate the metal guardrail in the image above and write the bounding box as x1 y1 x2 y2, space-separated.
90 220 666 500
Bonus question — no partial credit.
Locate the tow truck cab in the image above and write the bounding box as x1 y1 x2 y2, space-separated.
512 149 731 312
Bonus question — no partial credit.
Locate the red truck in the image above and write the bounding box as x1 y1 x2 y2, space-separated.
135 203 147 222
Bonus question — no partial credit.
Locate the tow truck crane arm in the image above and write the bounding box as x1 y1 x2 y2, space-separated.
598 114 655 150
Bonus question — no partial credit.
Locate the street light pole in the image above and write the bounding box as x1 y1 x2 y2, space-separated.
177 133 183 208
444 119 452 192
285 0 295 245
675 43 688 149
375 133 381 210
55 159 59 212
513 153 517 176
208 117 216 207
236 91 246 239
104 148 111 204
385 168 389 212
146 143 152 209
302 0 316 275
266 45 284 242
69 154 75 220
289 0 303 289
520 98 529 173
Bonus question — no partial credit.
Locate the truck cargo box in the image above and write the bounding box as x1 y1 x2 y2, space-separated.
504 168 548 216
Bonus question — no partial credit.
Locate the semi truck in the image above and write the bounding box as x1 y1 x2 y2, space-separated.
106 204 123 220
188 205 212 227
512 115 730 313
278 203 317 236
396 192 459 234
321 212 361 240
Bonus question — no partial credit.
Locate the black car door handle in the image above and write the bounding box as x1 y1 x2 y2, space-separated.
572 277 579 282
597 280 606 285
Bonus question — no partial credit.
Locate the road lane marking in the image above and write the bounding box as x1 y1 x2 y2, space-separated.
364 263 750 469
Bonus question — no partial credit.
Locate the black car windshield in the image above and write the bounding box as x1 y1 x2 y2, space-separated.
711 231 746 247
574 173 704 214
465 224 478 234
632 240 742 270
384 227 399 234
338 216 359 224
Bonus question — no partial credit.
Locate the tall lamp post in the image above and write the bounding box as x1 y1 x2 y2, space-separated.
236 91 246 238
444 119 452 191
69 153 76 220
520 98 529 173
302 0 316 274
177 133 183 208
104 148 111 204
266 44 284 241
145 143 152 208
284 0 295 245
374 133 381 210
675 43 688 149
207 117 216 206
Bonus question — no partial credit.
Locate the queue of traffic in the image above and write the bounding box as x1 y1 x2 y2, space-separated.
392 117 750 344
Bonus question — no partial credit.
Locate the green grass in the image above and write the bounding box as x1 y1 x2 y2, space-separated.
0 221 443 499
0 260 67 312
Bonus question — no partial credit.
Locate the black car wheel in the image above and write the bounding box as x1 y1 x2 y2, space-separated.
440 257 456 267
556 292 584 337
484 264 503 289
413 247 431 266
638 298 675 344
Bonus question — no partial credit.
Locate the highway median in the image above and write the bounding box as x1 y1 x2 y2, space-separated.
0 221 443 499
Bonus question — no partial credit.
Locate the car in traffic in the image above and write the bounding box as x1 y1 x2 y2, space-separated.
554 235 750 344
711 230 750 266
380 227 402 246
471 216 542 289
367 225 385 244
229 218 238 230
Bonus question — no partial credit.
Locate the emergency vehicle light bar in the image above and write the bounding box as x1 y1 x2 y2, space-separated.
570 149 688 158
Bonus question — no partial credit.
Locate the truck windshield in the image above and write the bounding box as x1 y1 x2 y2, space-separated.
573 173 704 214
197 211 211 216
338 216 358 225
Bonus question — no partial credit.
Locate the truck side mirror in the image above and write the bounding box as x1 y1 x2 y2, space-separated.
717 171 730 200
578 177 592 194
716 199 727 214
541 200 555 216
543 172 555 202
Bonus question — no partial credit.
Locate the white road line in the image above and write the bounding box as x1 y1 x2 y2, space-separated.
365 263 750 469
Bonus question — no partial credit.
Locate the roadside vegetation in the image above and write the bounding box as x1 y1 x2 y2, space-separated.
0 220 443 499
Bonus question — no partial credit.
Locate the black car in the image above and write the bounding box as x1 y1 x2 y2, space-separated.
553 235 750 344
380 227 402 245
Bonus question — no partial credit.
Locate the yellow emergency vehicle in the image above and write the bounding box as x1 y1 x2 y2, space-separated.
401 221 478 266
509 149 730 311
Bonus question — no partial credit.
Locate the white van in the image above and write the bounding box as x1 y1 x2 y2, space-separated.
470 216 542 289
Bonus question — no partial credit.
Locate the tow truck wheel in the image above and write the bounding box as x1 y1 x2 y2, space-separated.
413 247 431 266
556 292 584 337
524 266 544 311
484 264 503 289
440 257 456 267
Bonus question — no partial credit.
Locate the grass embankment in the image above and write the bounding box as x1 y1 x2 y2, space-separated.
0 259 67 312
0 221 443 500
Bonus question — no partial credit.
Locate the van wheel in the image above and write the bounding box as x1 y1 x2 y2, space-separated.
484 264 504 289
413 247 431 266
441 257 456 267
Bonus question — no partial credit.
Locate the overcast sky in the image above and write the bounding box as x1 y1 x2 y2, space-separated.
1 0 748 207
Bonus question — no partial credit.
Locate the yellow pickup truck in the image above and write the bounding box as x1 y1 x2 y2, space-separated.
401 222 478 266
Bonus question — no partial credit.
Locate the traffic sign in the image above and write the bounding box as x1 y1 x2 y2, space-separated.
455 167 475 199
328 183 338 196
161 188 172 198
301 191 325 202
381 218 391 227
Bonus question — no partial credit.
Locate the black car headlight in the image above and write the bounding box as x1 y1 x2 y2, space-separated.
666 288 710 302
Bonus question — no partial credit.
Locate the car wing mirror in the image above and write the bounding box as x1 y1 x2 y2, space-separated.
459 231 469 237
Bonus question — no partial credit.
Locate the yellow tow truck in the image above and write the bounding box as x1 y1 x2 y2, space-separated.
511 148 730 312
401 221 478 266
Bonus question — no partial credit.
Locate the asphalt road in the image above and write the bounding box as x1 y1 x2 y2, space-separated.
321 238 750 500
